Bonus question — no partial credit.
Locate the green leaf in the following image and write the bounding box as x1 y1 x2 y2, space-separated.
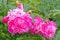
55 20 60 29
16 37 21 40
54 30 60 40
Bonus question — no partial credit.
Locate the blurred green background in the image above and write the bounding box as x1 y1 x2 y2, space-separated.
0 0 60 40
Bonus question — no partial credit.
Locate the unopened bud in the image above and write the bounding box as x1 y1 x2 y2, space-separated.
27 10 32 14
16 0 20 6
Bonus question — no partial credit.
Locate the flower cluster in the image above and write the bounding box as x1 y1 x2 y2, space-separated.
2 3 57 38
30 16 57 38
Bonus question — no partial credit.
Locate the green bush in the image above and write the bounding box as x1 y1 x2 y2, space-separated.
0 0 60 40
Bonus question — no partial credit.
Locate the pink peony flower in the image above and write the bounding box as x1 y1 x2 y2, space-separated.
2 3 33 34
8 13 33 34
41 21 57 38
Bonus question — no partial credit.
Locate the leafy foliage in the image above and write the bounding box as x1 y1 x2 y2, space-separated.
0 0 60 40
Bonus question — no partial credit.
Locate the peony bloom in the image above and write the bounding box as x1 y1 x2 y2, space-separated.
41 21 57 38
2 3 33 34
8 12 33 34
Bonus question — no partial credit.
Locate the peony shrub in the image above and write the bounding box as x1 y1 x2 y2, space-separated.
2 3 57 39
